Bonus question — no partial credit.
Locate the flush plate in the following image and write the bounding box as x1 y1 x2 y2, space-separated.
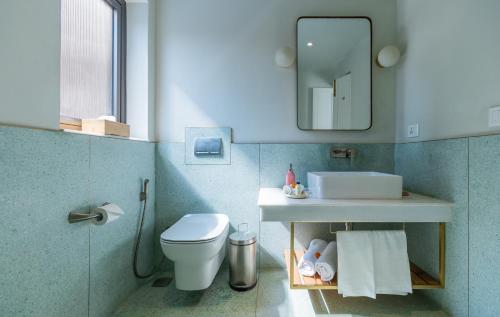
194 137 222 156
185 127 231 165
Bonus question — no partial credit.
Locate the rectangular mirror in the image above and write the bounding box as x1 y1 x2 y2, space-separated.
297 17 372 130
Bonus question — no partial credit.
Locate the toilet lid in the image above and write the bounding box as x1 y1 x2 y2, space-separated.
161 213 229 243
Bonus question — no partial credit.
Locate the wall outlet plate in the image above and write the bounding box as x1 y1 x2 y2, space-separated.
408 123 419 138
489 106 500 127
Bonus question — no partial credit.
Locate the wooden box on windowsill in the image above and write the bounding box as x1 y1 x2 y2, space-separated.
82 119 130 138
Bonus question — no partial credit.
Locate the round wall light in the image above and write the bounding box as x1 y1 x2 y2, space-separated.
376 45 401 68
275 46 295 68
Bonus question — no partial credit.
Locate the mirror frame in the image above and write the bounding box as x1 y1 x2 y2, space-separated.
296 16 373 131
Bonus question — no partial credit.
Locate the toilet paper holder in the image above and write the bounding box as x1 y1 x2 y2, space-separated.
67 203 109 224
68 210 103 224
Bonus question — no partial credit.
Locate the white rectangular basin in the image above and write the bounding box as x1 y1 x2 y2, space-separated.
307 171 403 199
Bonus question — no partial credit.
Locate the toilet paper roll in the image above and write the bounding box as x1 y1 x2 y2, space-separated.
92 203 124 225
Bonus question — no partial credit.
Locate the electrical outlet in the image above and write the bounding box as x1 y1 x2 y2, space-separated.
408 124 419 138
489 106 500 127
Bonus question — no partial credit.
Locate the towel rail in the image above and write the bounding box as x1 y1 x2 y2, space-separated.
328 222 406 235
68 211 103 224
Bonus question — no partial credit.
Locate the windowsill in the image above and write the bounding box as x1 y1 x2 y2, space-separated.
61 128 150 143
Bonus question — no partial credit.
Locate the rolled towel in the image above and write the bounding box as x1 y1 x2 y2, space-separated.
298 239 328 276
314 241 337 281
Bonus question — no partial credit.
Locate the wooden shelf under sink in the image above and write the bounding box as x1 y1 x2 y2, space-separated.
284 249 442 290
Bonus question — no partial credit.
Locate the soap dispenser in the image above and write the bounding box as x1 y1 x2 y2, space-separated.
285 163 296 185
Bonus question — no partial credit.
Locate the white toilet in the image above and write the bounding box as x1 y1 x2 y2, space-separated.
160 213 229 290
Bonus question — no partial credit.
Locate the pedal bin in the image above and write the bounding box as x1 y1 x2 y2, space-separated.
228 223 257 291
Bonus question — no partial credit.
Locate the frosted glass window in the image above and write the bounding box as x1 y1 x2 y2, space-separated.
60 0 125 121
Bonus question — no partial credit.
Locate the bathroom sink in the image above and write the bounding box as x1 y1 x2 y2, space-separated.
307 171 403 199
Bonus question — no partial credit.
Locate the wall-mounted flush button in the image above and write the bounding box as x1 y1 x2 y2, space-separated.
194 138 222 156
185 127 231 165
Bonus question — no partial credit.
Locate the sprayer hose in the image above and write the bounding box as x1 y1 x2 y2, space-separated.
133 198 155 279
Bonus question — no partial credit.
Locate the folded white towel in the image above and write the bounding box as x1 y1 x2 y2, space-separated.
372 230 412 295
337 231 376 298
337 230 413 298
298 239 328 277
315 241 337 281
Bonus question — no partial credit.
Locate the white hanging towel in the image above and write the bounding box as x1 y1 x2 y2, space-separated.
314 241 338 281
337 231 376 298
372 230 413 295
298 239 328 276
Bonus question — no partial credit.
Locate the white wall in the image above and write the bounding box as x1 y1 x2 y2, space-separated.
156 0 397 143
396 0 500 142
0 0 61 130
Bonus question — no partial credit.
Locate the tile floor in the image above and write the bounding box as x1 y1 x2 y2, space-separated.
114 269 447 317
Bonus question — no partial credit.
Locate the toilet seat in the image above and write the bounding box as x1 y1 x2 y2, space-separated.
161 237 218 244
160 213 229 244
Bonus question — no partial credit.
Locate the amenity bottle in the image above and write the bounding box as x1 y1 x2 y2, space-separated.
286 163 296 185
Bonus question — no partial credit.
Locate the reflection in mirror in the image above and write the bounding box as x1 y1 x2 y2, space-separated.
297 18 372 130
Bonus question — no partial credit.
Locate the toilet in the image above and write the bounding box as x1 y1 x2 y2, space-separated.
160 213 229 290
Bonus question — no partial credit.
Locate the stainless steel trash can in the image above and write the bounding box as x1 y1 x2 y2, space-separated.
228 223 257 291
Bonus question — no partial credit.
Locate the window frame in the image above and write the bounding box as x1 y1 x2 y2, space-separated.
105 0 127 124
60 0 127 130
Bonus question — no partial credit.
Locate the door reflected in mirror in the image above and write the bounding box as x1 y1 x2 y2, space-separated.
297 17 372 130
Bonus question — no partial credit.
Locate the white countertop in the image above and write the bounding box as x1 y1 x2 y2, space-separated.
258 188 453 223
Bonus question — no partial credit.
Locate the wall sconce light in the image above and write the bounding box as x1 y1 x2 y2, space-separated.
275 47 295 68
376 45 401 68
